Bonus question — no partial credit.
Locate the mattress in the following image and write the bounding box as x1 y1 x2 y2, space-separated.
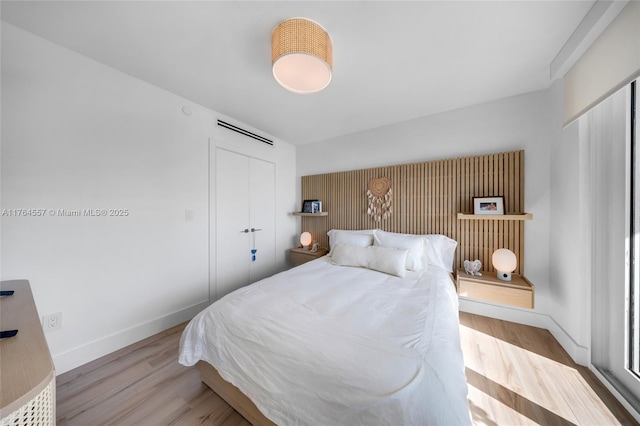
179 257 471 425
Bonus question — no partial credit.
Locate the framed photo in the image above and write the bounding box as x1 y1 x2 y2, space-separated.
311 201 322 213
473 196 505 215
302 199 318 213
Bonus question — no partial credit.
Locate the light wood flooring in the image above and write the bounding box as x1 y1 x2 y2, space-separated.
56 313 639 425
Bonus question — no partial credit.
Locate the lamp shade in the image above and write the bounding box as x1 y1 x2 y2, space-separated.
492 248 517 281
272 18 332 94
300 232 312 249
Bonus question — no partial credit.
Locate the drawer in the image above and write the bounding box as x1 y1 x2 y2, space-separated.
458 273 534 309
289 248 328 267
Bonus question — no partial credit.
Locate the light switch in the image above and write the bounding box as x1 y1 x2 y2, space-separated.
185 209 195 221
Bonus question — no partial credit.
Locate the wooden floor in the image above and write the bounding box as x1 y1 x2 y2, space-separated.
459 312 638 426
56 313 639 425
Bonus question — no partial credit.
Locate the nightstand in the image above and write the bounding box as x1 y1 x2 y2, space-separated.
289 247 328 266
456 269 535 309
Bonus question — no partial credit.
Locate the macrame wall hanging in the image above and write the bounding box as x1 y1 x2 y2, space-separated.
366 177 392 221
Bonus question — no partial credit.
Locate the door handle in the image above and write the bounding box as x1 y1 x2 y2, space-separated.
251 228 262 232
240 229 250 233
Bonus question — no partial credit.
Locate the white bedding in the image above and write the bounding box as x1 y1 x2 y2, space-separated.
179 257 471 425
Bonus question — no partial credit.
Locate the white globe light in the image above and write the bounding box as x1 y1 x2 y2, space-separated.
300 232 312 249
492 248 517 281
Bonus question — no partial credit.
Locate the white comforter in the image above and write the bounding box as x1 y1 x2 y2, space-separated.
179 257 471 425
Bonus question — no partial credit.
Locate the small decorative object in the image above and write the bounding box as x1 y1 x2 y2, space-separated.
300 232 312 250
463 259 482 276
492 248 517 281
311 201 322 213
473 196 505 215
302 199 318 213
367 177 392 222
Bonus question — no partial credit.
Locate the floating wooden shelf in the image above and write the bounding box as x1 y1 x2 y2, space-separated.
457 212 532 221
457 269 535 309
292 212 328 217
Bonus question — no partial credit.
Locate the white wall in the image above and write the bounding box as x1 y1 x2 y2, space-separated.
297 89 576 358
0 23 296 374
548 79 591 364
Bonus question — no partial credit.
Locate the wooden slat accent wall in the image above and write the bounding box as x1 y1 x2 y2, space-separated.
300 150 526 274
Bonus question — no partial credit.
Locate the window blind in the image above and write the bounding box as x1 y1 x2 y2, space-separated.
564 1 640 127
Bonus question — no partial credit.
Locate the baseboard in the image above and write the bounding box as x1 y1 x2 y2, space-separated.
544 315 590 366
52 299 210 375
459 298 589 365
590 366 640 423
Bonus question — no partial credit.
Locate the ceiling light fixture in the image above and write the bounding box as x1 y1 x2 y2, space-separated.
271 18 332 94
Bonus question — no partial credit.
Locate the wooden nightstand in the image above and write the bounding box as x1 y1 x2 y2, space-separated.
289 247 328 266
457 269 535 309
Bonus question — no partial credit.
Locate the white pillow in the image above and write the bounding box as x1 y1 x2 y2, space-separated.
327 229 375 255
330 243 409 277
423 234 458 272
372 230 428 272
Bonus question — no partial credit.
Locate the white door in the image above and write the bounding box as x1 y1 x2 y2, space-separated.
215 148 275 299
249 157 276 282
216 149 250 298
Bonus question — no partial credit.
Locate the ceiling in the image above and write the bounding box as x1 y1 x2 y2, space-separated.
1 1 596 145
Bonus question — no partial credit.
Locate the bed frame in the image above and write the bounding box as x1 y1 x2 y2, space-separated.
196 361 276 426
196 150 527 423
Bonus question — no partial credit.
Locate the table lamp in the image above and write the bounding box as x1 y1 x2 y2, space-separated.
492 248 517 281
300 232 312 250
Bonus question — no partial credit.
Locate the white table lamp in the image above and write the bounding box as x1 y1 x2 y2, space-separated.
300 232 312 250
492 248 517 281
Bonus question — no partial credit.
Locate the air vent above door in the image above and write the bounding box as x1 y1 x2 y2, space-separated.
217 120 273 146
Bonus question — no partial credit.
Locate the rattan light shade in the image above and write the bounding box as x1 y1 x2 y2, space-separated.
272 18 332 94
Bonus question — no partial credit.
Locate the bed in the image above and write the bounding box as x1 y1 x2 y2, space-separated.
179 230 471 425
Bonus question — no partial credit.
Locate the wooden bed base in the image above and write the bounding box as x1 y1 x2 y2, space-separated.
195 361 276 426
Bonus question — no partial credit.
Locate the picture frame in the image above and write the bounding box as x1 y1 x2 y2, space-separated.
473 196 505 215
311 201 322 213
302 199 318 213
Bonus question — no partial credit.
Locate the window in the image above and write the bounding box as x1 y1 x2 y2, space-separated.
631 80 639 377
586 81 640 408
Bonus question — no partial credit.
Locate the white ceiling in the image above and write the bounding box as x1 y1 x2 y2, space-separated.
1 1 596 145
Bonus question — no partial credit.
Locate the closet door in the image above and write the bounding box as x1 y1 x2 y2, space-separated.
216 149 251 298
249 157 276 283
215 149 276 299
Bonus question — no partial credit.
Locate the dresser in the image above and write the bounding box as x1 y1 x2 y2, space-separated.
0 280 55 425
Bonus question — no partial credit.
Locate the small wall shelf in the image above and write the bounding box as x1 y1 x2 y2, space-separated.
457 212 532 221
292 212 328 217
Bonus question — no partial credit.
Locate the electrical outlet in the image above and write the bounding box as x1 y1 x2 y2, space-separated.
42 312 62 332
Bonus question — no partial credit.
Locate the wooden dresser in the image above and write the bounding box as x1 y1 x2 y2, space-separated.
0 280 56 425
